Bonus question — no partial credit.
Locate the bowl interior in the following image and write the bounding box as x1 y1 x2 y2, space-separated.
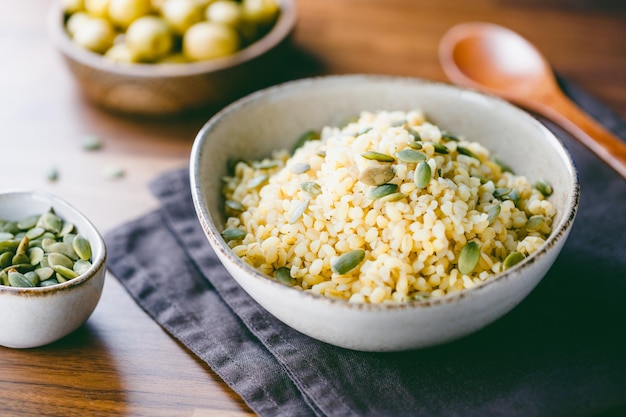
192 75 577 251
0 191 106 290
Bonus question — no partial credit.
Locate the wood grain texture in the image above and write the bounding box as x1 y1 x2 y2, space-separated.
1 1 624 416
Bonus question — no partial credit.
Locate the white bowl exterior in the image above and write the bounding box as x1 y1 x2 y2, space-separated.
191 75 579 351
0 191 106 349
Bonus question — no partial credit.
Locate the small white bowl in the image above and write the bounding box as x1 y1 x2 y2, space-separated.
0 191 106 349
190 75 579 352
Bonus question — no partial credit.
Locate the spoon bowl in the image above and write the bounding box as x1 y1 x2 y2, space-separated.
439 22 626 179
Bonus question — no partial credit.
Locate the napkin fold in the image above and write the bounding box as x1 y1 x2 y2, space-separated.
105 78 626 417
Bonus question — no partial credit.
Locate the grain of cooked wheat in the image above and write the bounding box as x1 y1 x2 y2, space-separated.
221 110 556 303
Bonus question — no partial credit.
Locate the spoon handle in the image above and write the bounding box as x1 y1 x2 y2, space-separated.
537 91 626 180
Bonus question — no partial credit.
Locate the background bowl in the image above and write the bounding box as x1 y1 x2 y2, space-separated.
190 74 579 351
47 0 297 117
0 191 106 349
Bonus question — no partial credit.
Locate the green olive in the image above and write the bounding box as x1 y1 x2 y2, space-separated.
183 21 239 61
73 17 116 53
126 16 173 61
108 0 152 29
161 0 204 35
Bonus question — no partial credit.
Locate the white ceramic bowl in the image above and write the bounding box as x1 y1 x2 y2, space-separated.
47 0 297 116
0 191 106 349
190 75 579 351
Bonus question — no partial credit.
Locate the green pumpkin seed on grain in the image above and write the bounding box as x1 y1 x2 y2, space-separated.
534 179 553 196
406 127 422 141
225 200 245 212
361 151 395 163
275 267 296 286
246 174 269 189
368 183 399 200
359 165 395 186
441 132 460 142
487 204 501 225
458 241 480 275
493 187 512 198
379 192 408 202
457 146 480 160
431 143 449 154
414 161 432 189
292 130 320 153
290 163 311 174
503 189 520 206
301 181 322 197
503 251 525 269
332 249 365 275
396 149 427 163
407 140 423 150
221 227 246 241
390 119 407 127
494 157 514 173
525 215 544 232
289 200 310 224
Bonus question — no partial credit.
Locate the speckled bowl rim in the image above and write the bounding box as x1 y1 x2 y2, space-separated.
0 190 107 297
190 74 580 312
47 0 297 78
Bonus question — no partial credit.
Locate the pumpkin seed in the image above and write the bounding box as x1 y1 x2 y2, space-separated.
289 200 310 224
493 187 512 198
407 141 423 150
379 192 408 203
503 189 520 206
0 232 13 240
25 227 45 240
457 146 480 160
332 249 365 275
45 241 78 260
247 174 269 189
290 163 311 174
391 119 407 127
431 143 449 154
221 227 246 241
254 160 279 170
293 130 320 153
227 158 247 176
414 161 432 189
301 181 322 197
16 236 30 255
8 271 34 288
534 179 553 196
24 271 40 286
361 151 395 162
81 134 102 151
368 183 399 200
225 200 245 212
37 212 62 234
47 166 59 182
494 157 514 173
103 165 125 179
1 221 19 234
29 247 45 265
53 264 79 279
441 132 460 142
275 267 295 286
359 165 395 186
17 214 40 230
0 251 13 268
73 260 92 275
72 235 92 261
458 241 480 275
396 149 427 163
503 251 525 269
407 128 422 141
12 253 30 265
472 174 489 184
40 278 59 287
35 267 55 281
59 222 75 237
487 205 501 225
47 252 74 270
0 240 20 252
525 215 544 232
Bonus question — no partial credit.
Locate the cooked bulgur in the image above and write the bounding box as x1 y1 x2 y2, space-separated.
221 110 556 303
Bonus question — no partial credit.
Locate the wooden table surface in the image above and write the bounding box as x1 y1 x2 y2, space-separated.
1 1 624 416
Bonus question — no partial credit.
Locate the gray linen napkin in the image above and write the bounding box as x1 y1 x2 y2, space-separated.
105 78 626 417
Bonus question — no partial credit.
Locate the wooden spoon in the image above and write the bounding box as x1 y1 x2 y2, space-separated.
439 22 626 180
